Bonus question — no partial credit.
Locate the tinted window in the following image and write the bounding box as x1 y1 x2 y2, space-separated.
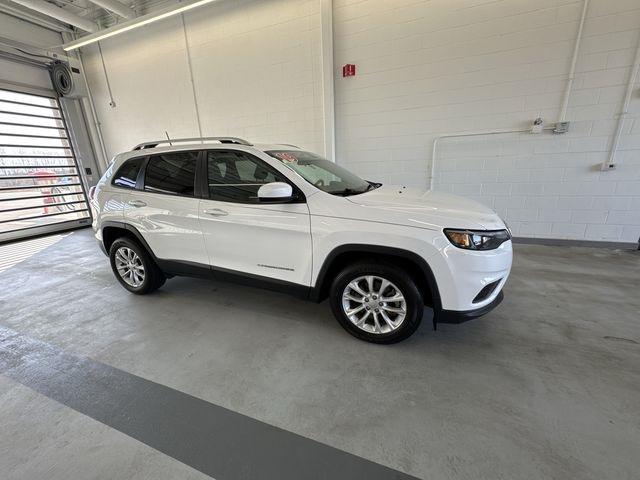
144 152 198 196
112 157 144 189
208 151 286 203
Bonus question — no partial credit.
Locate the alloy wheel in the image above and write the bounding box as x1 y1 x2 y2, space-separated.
114 246 145 288
341 275 407 334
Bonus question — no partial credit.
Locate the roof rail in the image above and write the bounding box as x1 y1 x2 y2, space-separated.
132 136 252 150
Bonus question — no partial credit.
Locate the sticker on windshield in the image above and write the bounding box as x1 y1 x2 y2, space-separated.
273 152 298 163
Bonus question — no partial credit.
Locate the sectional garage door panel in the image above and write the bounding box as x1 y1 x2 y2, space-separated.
0 88 90 241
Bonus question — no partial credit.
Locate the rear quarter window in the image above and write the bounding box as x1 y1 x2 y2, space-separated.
112 157 145 189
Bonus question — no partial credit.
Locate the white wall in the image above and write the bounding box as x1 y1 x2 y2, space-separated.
82 0 640 244
333 0 640 243
83 0 324 158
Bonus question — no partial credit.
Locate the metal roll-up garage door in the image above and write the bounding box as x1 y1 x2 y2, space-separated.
0 87 91 242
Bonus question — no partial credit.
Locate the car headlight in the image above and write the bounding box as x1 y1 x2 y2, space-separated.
444 228 511 250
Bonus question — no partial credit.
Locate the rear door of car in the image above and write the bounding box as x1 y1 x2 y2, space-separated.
122 150 208 266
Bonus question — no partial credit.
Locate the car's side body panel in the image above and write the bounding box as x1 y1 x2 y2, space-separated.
122 189 208 266
307 193 443 284
199 200 313 286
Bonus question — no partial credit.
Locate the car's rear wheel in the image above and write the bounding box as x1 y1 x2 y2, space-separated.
329 261 423 343
109 237 165 294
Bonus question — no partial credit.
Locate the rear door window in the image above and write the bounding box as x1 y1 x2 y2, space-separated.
144 152 198 197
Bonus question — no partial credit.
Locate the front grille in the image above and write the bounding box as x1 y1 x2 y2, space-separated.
473 279 501 304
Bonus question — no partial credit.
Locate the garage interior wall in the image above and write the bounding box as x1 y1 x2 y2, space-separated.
82 0 325 159
81 0 640 244
334 0 640 243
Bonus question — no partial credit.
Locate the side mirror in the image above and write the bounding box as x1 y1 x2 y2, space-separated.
257 182 293 202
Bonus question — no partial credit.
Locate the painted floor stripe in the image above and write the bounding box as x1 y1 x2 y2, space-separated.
0 326 419 480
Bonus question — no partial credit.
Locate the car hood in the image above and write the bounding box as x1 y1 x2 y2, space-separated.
345 185 506 230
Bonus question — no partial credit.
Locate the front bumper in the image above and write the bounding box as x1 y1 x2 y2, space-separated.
427 238 512 312
437 290 504 324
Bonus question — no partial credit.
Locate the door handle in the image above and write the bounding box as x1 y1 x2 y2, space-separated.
203 208 228 216
127 200 147 208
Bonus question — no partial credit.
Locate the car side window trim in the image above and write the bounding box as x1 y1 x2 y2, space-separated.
194 150 208 199
135 156 148 191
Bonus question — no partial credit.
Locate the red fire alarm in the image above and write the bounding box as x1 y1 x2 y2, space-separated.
342 64 356 77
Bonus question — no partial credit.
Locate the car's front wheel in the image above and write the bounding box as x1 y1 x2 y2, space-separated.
109 237 165 294
329 261 423 343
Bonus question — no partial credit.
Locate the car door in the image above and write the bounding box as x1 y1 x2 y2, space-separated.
123 150 208 266
199 149 312 286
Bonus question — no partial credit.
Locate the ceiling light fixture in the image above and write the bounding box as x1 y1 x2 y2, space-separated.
62 0 222 51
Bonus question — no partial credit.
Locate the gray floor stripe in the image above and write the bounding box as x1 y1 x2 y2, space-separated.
0 326 418 480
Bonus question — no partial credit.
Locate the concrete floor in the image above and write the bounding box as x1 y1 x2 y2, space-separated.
1 229 639 480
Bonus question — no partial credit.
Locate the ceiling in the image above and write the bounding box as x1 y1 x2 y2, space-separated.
0 0 175 32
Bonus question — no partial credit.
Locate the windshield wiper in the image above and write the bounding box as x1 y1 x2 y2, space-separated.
331 188 362 196
331 185 376 196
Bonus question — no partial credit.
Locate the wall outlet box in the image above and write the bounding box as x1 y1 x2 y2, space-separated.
531 117 544 134
554 121 570 134
600 163 616 171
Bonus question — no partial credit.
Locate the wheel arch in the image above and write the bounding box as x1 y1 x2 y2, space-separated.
310 244 441 311
101 221 158 261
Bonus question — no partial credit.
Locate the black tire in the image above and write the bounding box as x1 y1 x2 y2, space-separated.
329 261 423 344
109 237 165 294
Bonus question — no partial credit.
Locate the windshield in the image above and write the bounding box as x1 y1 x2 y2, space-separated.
266 150 379 196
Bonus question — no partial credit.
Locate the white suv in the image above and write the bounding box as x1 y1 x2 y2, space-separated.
90 137 512 343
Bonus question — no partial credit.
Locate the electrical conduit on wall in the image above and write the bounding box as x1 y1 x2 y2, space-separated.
604 30 640 171
429 0 590 191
